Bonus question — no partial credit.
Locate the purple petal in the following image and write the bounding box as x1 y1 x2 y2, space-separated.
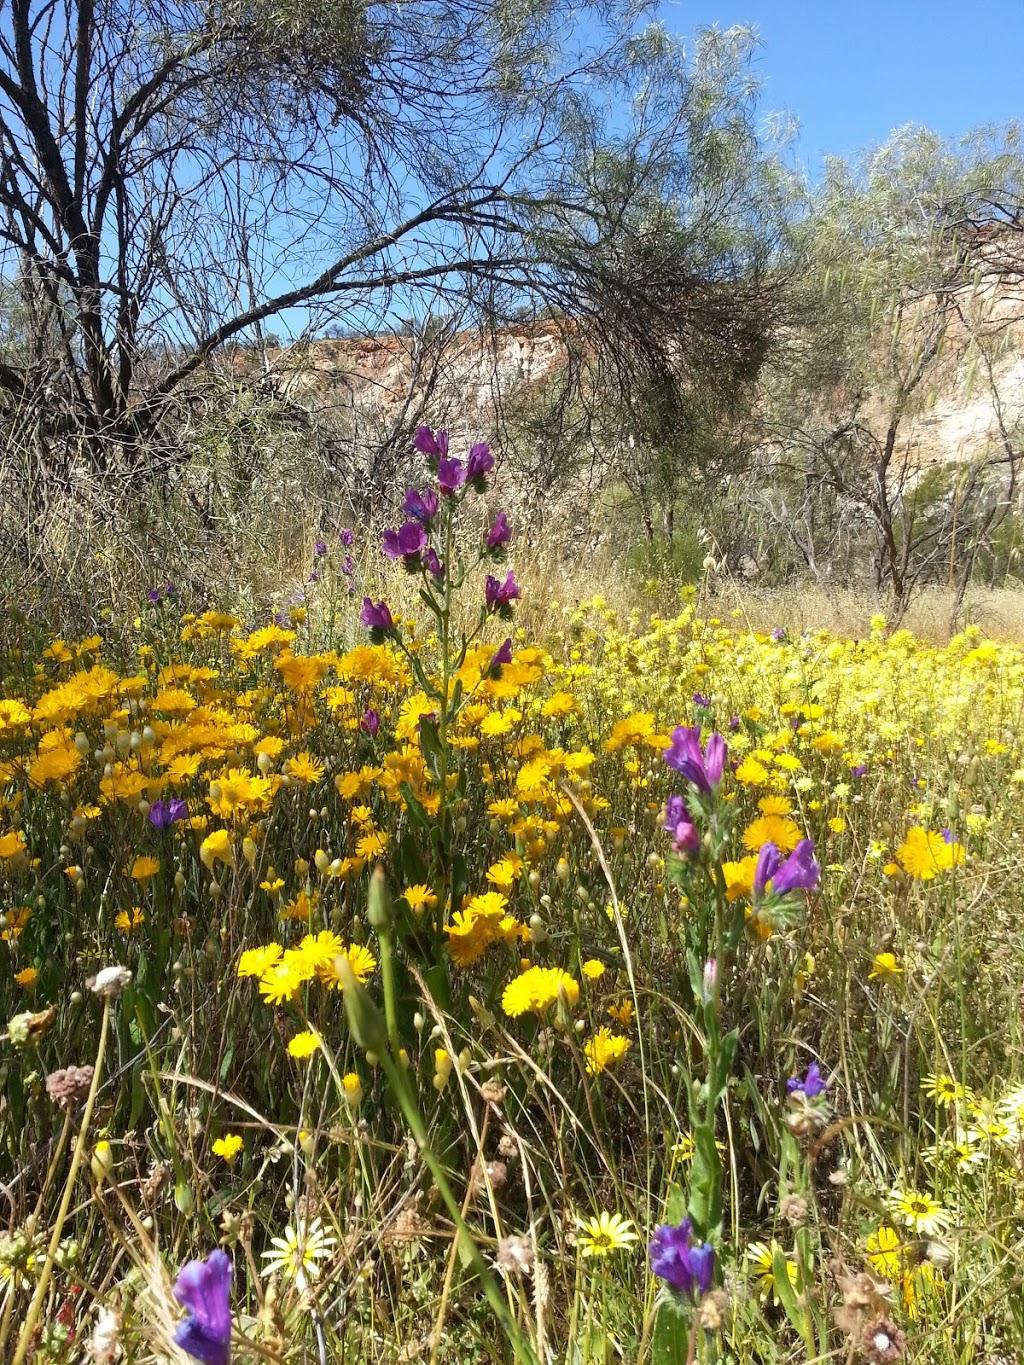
173 1250 232 1365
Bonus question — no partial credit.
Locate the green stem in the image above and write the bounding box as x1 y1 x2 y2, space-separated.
12 999 110 1365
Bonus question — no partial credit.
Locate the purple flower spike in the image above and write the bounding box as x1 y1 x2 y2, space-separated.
787 1060 827 1098
753 841 781 895
148 799 187 831
771 839 820 895
489 637 513 671
467 442 495 482
173 1249 232 1365
382 522 428 561
403 487 439 524
360 707 380 736
485 570 520 616
662 725 727 793
414 425 448 457
851 763 867 778
649 1219 715 1298
339 528 354 547
486 512 511 549
692 691 711 709
360 598 394 633
436 457 466 494
314 540 327 556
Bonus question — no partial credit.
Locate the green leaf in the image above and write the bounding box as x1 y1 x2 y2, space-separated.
417 716 445 782
772 1246 816 1356
650 1293 692 1365
398 780 431 832
687 1122 722 1239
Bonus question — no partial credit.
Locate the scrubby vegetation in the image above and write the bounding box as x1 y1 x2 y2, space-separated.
2 433 1024 1362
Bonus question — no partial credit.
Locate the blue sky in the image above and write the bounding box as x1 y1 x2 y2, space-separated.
658 0 1024 171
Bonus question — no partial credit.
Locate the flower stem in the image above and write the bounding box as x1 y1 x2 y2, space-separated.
12 998 110 1365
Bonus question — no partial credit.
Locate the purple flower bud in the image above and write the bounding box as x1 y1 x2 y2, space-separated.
771 839 820 895
314 540 327 556
486 512 511 549
360 598 394 633
342 554 354 576
414 425 448 457
382 522 428 561
649 1219 715 1298
466 442 495 483
787 1060 827 1098
402 487 439 524
173 1249 232 1365
663 725 727 793
360 707 380 736
664 794 699 853
436 457 466 494
485 570 520 616
422 546 444 582
339 528 354 547
489 637 513 671
728 715 741 730
148 799 187 831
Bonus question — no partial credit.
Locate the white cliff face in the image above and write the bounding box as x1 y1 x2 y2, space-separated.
267 322 568 426
256 277 1024 476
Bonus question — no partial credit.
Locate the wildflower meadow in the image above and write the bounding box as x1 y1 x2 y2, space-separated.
3 430 1024 1363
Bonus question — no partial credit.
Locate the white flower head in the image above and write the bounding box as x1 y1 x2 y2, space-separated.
90 965 133 999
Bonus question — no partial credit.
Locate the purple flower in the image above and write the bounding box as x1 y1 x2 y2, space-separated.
771 839 820 895
422 546 444 582
173 1249 232 1365
147 587 162 603
489 637 513 671
664 794 699 853
339 528 354 547
466 442 495 483
851 763 867 778
308 570 320 582
382 522 428 561
414 425 448 457
314 540 327 556
148 799 187 831
341 554 354 577
436 457 466 494
485 570 520 616
649 1218 715 1298
787 1060 827 1098
402 487 439 524
360 598 394 632
692 691 711 709
728 715 741 730
360 707 380 736
940 827 954 844
753 842 781 896
771 626 787 642
486 512 511 550
662 725 726 793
